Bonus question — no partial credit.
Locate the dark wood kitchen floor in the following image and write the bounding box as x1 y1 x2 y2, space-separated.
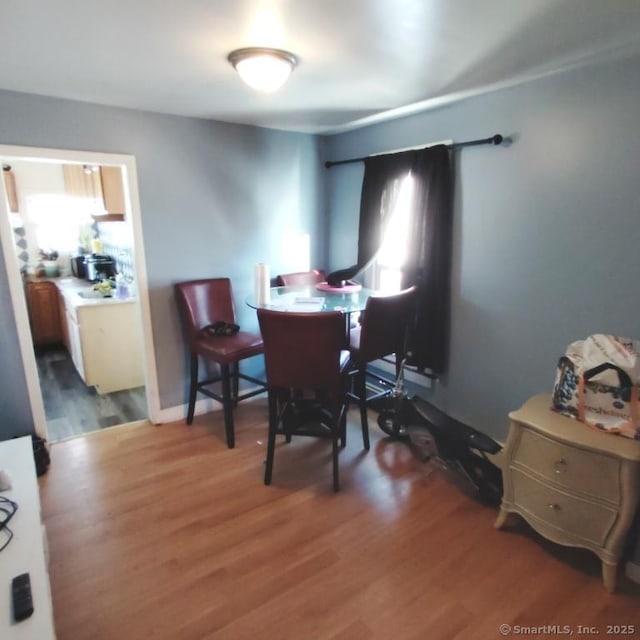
36 344 148 442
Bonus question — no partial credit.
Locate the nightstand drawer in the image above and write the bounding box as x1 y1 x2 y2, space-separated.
512 469 617 546
514 427 621 503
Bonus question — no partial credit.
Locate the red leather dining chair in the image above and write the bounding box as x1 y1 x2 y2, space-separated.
348 286 418 444
174 278 267 449
258 308 363 491
275 269 326 286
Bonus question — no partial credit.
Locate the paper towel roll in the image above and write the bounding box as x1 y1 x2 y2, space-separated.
254 263 270 305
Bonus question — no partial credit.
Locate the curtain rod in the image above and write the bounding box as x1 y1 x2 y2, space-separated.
324 133 504 169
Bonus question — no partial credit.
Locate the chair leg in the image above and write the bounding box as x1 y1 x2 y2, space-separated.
340 403 347 448
356 368 370 450
186 354 199 425
220 363 235 449
275 391 292 443
264 392 278 485
361 420 370 450
232 361 240 406
332 411 341 492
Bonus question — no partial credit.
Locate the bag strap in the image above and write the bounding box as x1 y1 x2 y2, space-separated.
577 376 586 423
557 355 576 370
578 367 639 428
582 362 632 388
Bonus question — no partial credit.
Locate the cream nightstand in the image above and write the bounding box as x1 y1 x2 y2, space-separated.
495 394 640 592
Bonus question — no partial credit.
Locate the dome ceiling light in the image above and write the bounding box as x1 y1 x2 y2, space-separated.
227 47 298 93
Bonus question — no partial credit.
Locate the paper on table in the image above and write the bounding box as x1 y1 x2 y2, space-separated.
294 297 325 304
290 296 325 311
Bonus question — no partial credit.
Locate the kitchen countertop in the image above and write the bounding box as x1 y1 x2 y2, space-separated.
28 275 136 308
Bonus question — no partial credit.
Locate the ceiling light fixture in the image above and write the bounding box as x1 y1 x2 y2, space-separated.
227 47 298 93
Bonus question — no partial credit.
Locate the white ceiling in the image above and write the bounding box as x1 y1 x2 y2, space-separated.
2 0 640 135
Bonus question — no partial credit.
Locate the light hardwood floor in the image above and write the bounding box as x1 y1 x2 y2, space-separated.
39 400 640 640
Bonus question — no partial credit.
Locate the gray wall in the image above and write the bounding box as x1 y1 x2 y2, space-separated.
323 51 640 440
0 238 33 438
3 49 639 443
0 90 324 437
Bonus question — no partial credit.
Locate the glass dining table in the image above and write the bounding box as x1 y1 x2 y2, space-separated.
245 283 378 314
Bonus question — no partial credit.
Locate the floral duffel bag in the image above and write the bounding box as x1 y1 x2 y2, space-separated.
552 334 640 440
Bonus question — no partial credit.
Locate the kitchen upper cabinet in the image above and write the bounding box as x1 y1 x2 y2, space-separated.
3 166 19 212
27 281 63 345
63 164 125 220
100 166 126 217
63 163 103 201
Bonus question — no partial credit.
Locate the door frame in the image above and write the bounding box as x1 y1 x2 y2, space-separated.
0 144 160 438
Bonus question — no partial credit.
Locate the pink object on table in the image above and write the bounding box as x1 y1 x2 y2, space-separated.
316 281 362 293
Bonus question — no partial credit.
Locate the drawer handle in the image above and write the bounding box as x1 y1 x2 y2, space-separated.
554 458 567 474
547 503 561 511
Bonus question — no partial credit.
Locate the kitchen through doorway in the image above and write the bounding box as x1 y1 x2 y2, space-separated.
36 344 147 441
0 146 159 443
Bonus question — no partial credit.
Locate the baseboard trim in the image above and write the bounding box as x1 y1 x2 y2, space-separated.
154 398 220 424
154 386 267 425
51 419 152 444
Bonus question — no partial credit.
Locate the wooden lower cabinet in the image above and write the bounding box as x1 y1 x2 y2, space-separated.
26 281 63 345
496 394 640 592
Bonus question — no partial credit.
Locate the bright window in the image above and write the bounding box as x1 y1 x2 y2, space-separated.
372 174 414 292
27 194 95 255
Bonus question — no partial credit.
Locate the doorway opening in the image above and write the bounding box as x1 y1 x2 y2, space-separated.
0 146 160 443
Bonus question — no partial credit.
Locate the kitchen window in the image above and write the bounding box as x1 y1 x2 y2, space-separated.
27 193 94 255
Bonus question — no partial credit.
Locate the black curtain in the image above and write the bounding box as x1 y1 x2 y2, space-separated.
356 144 453 374
356 153 414 269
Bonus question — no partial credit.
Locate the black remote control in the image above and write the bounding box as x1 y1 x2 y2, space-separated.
11 572 34 622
